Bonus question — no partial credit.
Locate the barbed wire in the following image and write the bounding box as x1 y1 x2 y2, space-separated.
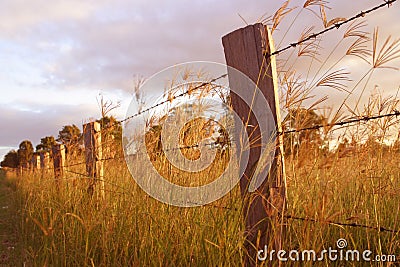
114 74 228 126
63 170 127 189
106 110 400 162
65 161 87 168
280 110 400 135
15 109 400 175
121 109 400 156
285 214 399 234
181 202 399 233
98 0 397 131
266 0 398 57
28 165 400 235
20 166 400 235
39 160 88 172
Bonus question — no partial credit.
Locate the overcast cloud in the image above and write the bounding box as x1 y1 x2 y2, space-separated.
0 0 399 160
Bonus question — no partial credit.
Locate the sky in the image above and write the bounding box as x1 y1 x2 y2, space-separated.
1 0 399 160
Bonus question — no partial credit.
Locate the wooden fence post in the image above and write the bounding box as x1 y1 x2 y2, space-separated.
52 144 65 186
40 152 50 170
40 152 50 174
18 165 23 176
222 23 286 265
32 154 41 172
29 157 34 174
83 121 104 199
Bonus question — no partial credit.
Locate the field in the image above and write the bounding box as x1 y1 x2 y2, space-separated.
1 2 399 266
1 140 399 266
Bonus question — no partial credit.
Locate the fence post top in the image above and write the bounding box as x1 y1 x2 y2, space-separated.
83 121 101 132
94 121 101 132
222 23 269 40
52 143 65 151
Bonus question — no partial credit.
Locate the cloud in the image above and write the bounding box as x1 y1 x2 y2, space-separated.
1 0 286 93
0 97 130 161
0 103 97 147
0 1 102 34
34 1 400 94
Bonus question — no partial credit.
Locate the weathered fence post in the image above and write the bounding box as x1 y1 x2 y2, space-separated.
40 152 50 174
18 165 23 176
29 157 34 174
40 152 49 169
222 23 286 265
52 144 65 186
32 154 41 172
83 121 105 199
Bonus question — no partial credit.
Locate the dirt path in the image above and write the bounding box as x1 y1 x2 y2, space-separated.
0 170 20 266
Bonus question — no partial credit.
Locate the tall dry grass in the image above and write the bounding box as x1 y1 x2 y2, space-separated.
4 1 400 266
7 120 400 266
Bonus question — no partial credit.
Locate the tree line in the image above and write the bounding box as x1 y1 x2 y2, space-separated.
2 105 395 170
1 116 122 169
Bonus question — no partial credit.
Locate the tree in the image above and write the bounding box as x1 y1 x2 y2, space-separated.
36 136 56 152
283 108 327 155
96 116 122 141
0 150 19 168
57 124 83 158
57 125 82 146
144 102 219 161
17 140 34 168
97 93 121 118
97 116 123 158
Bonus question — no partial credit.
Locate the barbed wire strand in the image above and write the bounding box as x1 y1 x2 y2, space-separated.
281 110 400 135
23 167 399 235
285 214 399 234
266 0 398 57
99 0 397 131
42 166 400 234
113 74 228 127
15 108 400 175
124 110 400 157
64 169 134 193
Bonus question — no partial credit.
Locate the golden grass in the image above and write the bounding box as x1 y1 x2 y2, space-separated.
3 2 400 265
2 137 397 266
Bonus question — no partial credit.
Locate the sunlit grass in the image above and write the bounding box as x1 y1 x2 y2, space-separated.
3 141 397 266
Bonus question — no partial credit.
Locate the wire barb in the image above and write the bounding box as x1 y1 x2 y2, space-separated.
265 0 397 59
98 0 397 131
280 111 400 135
285 215 399 233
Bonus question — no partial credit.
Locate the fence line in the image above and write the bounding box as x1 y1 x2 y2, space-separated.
26 109 400 173
5 0 399 254
121 109 400 155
